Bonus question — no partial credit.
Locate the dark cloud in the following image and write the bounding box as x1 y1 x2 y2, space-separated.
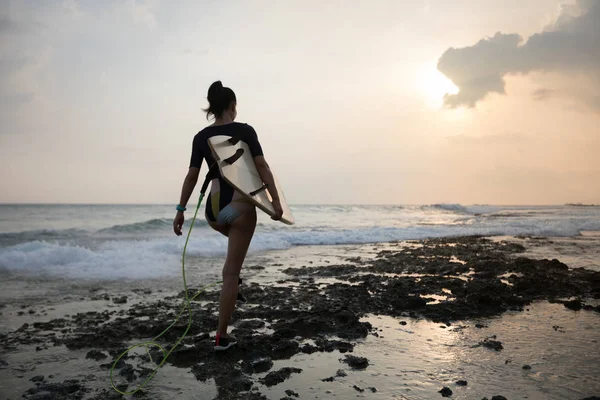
0 14 30 35
532 88 554 101
0 92 34 106
0 15 18 33
437 0 600 109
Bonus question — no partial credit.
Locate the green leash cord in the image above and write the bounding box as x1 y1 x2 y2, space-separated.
109 192 221 395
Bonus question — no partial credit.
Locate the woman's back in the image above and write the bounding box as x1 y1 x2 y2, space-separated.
189 122 264 171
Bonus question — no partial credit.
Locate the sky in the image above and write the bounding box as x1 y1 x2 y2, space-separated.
1 0 599 205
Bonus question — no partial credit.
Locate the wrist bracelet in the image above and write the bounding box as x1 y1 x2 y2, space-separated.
176 205 186 212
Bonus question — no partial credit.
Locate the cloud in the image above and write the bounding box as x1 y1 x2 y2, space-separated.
0 13 38 35
0 14 21 34
532 88 554 101
118 0 159 28
437 0 600 109
0 47 52 131
61 0 84 19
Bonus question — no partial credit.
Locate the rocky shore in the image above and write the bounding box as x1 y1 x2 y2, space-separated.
1 236 599 399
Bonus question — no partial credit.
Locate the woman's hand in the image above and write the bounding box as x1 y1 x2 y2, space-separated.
271 200 283 221
173 211 185 236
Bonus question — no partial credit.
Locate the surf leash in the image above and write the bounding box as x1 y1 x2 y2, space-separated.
110 168 219 395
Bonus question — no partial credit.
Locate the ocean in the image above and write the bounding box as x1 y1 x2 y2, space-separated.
1 204 599 281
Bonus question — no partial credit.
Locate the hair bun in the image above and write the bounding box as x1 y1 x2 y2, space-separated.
207 80 224 102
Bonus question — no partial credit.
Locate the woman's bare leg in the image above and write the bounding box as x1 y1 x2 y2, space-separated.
216 206 256 337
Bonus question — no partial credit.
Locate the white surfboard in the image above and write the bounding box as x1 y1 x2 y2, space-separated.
207 135 295 225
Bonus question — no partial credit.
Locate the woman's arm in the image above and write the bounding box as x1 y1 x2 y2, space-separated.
173 167 200 235
178 167 200 207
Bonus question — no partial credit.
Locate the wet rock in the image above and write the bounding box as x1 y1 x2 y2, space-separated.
27 391 54 400
368 387 378 392
85 350 108 361
24 379 89 399
491 396 507 400
321 376 335 382
271 308 370 341
259 367 302 387
313 338 354 353
235 319 266 331
91 293 110 301
399 321 407 325
273 327 299 339
272 339 300 359
118 363 137 382
523 364 532 370
353 385 365 392
456 380 468 386
193 332 210 342
481 337 503 351
341 354 369 369
17 323 29 331
131 288 152 295
214 368 253 393
33 318 69 331
242 357 274 374
112 296 128 305
284 389 299 397
439 386 453 397
300 344 318 354
237 394 268 400
168 347 203 368
564 299 583 311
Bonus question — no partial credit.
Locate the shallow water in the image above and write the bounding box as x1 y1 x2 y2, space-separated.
230 302 599 400
509 232 600 271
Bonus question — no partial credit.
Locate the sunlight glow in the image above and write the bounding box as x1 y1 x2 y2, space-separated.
419 64 460 109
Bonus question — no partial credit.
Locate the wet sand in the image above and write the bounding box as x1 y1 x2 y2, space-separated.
1 236 599 400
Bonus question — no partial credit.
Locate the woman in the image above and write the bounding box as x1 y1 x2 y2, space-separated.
173 81 283 351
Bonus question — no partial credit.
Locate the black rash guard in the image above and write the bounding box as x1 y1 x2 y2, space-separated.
189 122 264 222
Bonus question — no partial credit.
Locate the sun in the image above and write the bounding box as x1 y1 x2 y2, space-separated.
419 64 459 109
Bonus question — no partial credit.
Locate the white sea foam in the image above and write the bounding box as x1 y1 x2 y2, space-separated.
1 204 599 280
